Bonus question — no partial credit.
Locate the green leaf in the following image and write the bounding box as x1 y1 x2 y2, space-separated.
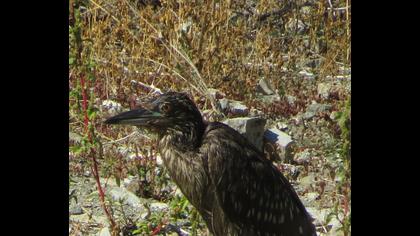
88 109 97 120
181 197 190 211
69 145 83 154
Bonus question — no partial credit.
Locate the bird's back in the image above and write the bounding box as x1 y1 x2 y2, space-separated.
198 122 316 236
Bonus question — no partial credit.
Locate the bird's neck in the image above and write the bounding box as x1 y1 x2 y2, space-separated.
159 120 205 151
157 120 207 209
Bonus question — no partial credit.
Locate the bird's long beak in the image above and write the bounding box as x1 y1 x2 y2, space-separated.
104 108 163 126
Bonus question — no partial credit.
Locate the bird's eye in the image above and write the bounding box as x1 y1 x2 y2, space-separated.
160 103 172 113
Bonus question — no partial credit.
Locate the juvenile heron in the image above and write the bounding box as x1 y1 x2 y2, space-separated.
105 92 316 236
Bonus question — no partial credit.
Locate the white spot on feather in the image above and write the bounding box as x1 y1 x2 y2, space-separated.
279 214 285 223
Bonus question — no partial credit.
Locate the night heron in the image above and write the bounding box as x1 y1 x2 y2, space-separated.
105 92 316 236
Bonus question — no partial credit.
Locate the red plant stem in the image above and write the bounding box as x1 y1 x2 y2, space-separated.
151 220 166 236
80 74 117 230
151 224 162 235
80 75 89 135
343 192 349 216
90 149 116 229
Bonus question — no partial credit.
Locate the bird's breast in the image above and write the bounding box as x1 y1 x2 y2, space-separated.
158 135 209 208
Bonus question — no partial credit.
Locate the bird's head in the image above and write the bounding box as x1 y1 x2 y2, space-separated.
105 92 205 147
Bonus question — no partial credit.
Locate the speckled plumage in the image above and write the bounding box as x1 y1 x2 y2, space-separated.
106 92 316 236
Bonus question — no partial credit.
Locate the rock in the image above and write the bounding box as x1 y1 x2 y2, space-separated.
286 95 297 105
256 78 275 95
202 108 224 123
294 149 311 164
289 165 301 179
299 173 315 190
318 82 350 100
150 202 169 212
308 103 332 113
317 82 332 99
280 164 301 180
207 88 225 99
98 227 111 236
302 192 319 206
165 224 191 236
258 94 281 104
325 75 351 81
218 98 249 116
302 112 315 120
69 132 82 143
174 188 184 198
116 145 146 161
249 108 264 117
264 128 294 162
229 101 249 116
339 66 351 75
330 111 339 120
223 117 266 151
286 19 307 34
302 58 322 68
201 109 214 121
123 176 140 194
92 216 110 227
300 6 313 15
117 146 132 156
305 207 344 235
305 207 328 226
276 122 288 131
69 205 83 215
101 100 123 115
334 174 345 184
298 70 315 79
219 98 230 111
108 186 146 214
70 213 90 224
303 102 332 119
179 19 192 33
156 155 164 166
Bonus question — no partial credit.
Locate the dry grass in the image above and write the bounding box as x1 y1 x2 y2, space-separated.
70 0 350 105
69 0 351 235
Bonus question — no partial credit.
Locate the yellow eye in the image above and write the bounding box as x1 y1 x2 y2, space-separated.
160 103 171 113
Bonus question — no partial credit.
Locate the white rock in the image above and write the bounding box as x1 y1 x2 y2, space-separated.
156 155 164 166
294 149 312 164
286 19 307 34
223 117 266 151
150 202 169 212
264 128 294 162
286 95 297 105
303 192 319 205
317 82 332 99
108 186 145 212
229 101 249 115
276 122 288 131
98 227 111 236
207 88 225 99
299 70 315 79
123 176 140 193
256 78 275 95
218 98 249 115
101 100 123 114
306 207 344 235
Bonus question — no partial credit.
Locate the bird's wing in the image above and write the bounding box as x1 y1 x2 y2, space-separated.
200 122 316 235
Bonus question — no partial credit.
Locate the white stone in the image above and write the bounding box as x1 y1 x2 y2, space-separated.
223 117 266 151
264 128 294 162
